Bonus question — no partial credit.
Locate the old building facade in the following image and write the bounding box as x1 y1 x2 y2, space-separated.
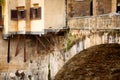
67 0 120 17
1 0 66 38
0 0 120 80
0 0 119 38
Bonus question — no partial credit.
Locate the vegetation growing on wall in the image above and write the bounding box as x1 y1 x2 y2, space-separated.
65 30 86 51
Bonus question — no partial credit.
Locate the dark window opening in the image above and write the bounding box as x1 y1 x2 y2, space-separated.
35 9 38 18
0 6 2 20
0 6 3 26
30 7 41 19
11 10 18 20
90 1 93 16
18 10 26 19
117 0 120 13
30 8 33 19
117 6 120 13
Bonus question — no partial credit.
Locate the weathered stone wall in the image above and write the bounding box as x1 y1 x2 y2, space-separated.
0 32 50 79
47 29 120 80
93 0 112 15
0 29 120 80
67 0 113 17
0 30 120 80
0 31 66 80
68 14 120 29
67 0 91 17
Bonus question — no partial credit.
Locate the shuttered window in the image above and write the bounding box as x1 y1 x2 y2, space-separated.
30 7 41 19
30 8 34 19
11 10 18 20
0 6 2 20
37 7 41 19
18 10 26 19
11 10 26 20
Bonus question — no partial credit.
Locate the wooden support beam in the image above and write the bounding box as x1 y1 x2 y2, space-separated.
45 37 54 47
51 36 60 50
35 37 39 54
15 35 21 56
7 36 11 63
51 36 55 46
24 35 26 62
36 36 46 49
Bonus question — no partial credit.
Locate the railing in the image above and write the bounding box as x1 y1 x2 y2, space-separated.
68 13 120 30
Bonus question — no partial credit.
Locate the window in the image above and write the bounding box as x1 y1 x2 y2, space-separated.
11 10 26 20
90 1 93 16
11 6 26 20
11 10 18 20
0 6 2 20
18 10 26 19
30 7 41 19
11 6 41 20
34 8 38 18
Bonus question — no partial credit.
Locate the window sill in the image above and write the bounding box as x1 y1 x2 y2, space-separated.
30 18 41 20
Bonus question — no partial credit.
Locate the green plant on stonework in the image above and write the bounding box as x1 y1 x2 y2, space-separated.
73 35 76 39
66 35 77 51
66 38 72 51
48 64 50 69
66 33 69 50
65 30 72 51
48 63 51 80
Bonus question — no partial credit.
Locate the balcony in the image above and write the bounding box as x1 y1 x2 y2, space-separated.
68 13 120 30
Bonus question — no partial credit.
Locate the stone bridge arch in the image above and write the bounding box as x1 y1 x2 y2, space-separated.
54 43 120 80
50 30 120 80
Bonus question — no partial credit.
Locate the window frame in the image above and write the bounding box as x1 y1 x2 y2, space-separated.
30 7 41 20
11 10 18 20
18 10 26 20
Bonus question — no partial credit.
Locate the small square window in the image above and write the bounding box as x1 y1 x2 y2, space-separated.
34 8 38 18
30 7 41 19
11 10 18 20
18 10 26 19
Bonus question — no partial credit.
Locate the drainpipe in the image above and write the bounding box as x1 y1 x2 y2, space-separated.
7 36 10 63
24 35 26 62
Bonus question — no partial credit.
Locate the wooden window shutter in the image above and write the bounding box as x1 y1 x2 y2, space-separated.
37 7 41 19
11 10 18 20
30 8 34 19
23 10 26 19
18 10 26 19
0 6 2 20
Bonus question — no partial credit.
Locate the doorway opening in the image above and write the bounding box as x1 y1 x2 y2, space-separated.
117 6 120 13
117 0 120 13
90 1 93 16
